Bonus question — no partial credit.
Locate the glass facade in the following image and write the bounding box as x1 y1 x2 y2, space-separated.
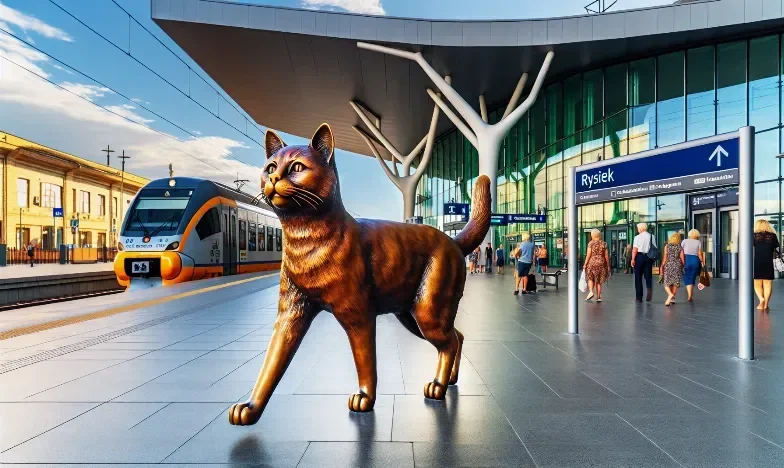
415 33 784 269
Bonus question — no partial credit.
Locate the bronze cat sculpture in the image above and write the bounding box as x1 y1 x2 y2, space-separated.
228 123 490 425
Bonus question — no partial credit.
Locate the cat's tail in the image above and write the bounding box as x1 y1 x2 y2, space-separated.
454 175 491 257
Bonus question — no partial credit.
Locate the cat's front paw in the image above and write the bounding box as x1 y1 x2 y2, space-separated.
228 401 262 425
348 392 375 412
424 381 447 400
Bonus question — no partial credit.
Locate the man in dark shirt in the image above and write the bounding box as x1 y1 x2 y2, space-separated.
484 243 493 274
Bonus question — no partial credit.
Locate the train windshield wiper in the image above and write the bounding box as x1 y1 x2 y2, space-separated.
148 214 178 238
132 212 150 237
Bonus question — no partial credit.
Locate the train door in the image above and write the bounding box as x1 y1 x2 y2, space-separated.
222 206 238 275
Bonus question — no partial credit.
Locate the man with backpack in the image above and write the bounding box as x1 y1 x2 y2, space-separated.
631 223 657 302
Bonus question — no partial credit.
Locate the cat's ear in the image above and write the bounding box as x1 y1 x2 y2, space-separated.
265 130 286 159
310 123 334 163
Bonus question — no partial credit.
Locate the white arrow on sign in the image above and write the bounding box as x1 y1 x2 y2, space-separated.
709 145 728 167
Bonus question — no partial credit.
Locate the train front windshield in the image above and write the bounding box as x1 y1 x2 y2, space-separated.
123 188 192 237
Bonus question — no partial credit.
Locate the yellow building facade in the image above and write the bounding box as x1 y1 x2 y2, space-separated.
0 131 148 249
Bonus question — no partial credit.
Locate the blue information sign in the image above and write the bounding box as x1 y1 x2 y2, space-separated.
574 134 740 205
53 207 64 217
489 214 508 226
443 202 469 221
508 214 547 223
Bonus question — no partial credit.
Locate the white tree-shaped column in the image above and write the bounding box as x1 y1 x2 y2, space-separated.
350 79 445 220
358 41 554 246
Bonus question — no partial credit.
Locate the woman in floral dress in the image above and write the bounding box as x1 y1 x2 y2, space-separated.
583 229 610 302
662 232 685 306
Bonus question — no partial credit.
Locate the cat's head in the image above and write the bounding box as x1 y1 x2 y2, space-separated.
261 123 341 216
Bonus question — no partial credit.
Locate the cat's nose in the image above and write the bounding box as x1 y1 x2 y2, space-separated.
269 174 280 185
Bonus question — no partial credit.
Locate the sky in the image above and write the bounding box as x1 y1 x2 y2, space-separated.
0 0 673 221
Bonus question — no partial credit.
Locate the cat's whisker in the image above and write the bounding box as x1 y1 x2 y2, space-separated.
291 187 323 206
292 193 319 210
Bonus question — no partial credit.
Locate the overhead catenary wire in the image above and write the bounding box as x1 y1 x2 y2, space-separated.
0 29 262 198
0 50 262 198
49 0 263 147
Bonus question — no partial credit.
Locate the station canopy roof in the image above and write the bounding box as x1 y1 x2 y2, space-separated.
153 0 784 158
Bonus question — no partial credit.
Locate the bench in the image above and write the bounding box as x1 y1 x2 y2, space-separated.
540 270 563 290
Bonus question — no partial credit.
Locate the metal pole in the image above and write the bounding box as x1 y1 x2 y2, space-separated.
568 166 579 334
738 126 755 360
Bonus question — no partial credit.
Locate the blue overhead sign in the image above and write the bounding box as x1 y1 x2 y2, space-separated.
508 214 547 223
490 214 508 226
53 207 64 217
575 133 740 205
443 203 469 221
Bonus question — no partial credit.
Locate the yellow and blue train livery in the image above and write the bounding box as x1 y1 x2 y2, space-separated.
114 177 282 289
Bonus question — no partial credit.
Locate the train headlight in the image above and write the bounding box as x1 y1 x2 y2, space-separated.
117 242 124 251
168 179 176 187
165 241 180 250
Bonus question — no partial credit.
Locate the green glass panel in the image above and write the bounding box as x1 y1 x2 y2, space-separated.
582 123 604 162
717 41 747 133
546 83 563 145
629 58 656 152
564 74 582 135
655 194 686 222
756 129 779 182
583 69 603 127
657 51 685 147
749 35 779 131
531 99 546 151
604 110 628 158
687 46 716 140
605 63 627 115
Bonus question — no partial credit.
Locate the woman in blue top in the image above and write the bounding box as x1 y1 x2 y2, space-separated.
514 233 535 295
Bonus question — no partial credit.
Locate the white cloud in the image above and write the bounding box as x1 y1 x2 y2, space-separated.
0 2 73 42
300 0 385 15
105 105 155 124
60 81 112 102
0 9 262 192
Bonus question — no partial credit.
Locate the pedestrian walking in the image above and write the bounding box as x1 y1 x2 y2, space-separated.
662 232 685 306
631 223 656 302
753 219 780 311
583 229 610 302
468 247 479 275
495 244 505 274
514 233 535 295
484 242 493 274
27 242 34 267
681 229 704 302
623 244 633 274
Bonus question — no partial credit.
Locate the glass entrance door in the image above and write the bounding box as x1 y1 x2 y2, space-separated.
606 227 629 273
692 210 714 276
719 209 739 278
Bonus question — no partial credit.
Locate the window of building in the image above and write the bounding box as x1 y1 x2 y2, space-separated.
238 219 247 250
755 181 780 216
79 190 90 214
195 207 221 240
17 178 29 207
72 189 77 212
15 227 30 248
113 197 118 218
657 51 685 147
717 41 747 133
583 69 603 128
749 35 779 131
98 194 106 216
756 129 779 182
41 183 62 208
97 232 106 248
687 46 716 140
80 230 92 247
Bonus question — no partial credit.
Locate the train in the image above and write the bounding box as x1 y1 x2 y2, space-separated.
114 177 282 289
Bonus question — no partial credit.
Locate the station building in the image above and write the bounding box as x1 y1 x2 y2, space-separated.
153 0 784 276
0 131 148 249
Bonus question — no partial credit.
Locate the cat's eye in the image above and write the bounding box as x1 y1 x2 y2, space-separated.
290 162 305 173
265 164 276 174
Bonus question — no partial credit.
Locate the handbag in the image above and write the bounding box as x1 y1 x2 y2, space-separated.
698 270 711 290
774 249 784 273
536 264 542 274
578 271 588 292
646 233 659 261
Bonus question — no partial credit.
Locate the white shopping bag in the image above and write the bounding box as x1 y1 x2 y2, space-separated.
578 271 588 292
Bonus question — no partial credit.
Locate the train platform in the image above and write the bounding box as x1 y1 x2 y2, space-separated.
1 272 784 467
0 262 114 280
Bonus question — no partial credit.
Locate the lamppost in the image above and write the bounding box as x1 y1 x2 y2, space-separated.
18 207 22 249
118 151 130 229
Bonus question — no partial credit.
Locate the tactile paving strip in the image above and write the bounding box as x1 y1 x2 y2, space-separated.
0 307 203 374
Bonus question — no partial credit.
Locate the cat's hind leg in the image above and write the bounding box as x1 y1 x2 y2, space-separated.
412 303 460 400
449 328 464 385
